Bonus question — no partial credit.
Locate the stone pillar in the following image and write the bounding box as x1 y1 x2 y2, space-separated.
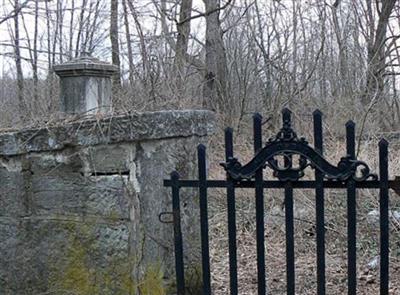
54 56 117 115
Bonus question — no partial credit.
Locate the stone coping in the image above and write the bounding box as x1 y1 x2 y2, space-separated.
0 110 215 156
53 56 118 77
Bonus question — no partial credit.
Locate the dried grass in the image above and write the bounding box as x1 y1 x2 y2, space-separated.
205 125 400 294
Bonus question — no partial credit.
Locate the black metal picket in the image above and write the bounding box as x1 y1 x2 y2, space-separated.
164 108 396 295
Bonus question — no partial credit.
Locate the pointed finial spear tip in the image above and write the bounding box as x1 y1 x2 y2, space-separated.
313 109 323 116
345 120 355 128
224 127 233 133
379 138 389 146
282 108 292 124
253 112 262 120
171 171 180 178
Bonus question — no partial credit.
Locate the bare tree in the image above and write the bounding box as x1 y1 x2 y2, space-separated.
68 0 76 59
57 0 64 63
0 0 30 25
20 0 39 102
174 0 193 77
75 0 87 57
45 0 55 105
362 0 397 105
1 0 400 132
127 1 148 84
110 0 121 89
203 0 230 112
13 0 25 121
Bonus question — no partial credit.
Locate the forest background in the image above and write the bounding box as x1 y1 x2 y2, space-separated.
1 0 400 293
0 0 399 133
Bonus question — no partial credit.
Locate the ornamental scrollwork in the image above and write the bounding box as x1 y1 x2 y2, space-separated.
221 109 377 182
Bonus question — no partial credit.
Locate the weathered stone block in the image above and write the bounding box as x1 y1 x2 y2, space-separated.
0 168 27 217
31 173 130 219
0 110 214 156
80 144 135 174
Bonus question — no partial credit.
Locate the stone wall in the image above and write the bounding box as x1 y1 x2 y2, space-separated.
0 110 215 295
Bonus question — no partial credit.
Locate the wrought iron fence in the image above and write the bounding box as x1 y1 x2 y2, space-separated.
164 108 398 295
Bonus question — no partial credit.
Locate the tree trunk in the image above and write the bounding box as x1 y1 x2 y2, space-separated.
290 0 298 105
45 0 54 109
202 0 229 112
68 0 75 59
14 0 25 122
110 0 121 89
33 0 39 102
362 0 396 105
127 1 147 81
57 0 64 63
331 0 351 98
75 0 87 57
122 0 134 85
174 0 193 76
87 0 102 54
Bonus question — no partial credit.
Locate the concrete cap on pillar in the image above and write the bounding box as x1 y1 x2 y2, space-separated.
54 55 118 115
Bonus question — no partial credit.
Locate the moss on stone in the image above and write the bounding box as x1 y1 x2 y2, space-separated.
48 221 135 294
164 264 202 295
185 265 203 294
137 264 166 295
59 238 100 294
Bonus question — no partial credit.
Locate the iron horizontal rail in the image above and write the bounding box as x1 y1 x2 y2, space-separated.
164 179 400 190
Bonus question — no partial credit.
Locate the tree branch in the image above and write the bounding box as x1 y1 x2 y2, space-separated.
0 0 31 25
178 0 233 25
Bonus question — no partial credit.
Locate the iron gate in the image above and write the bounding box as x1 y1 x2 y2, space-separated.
164 108 398 295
